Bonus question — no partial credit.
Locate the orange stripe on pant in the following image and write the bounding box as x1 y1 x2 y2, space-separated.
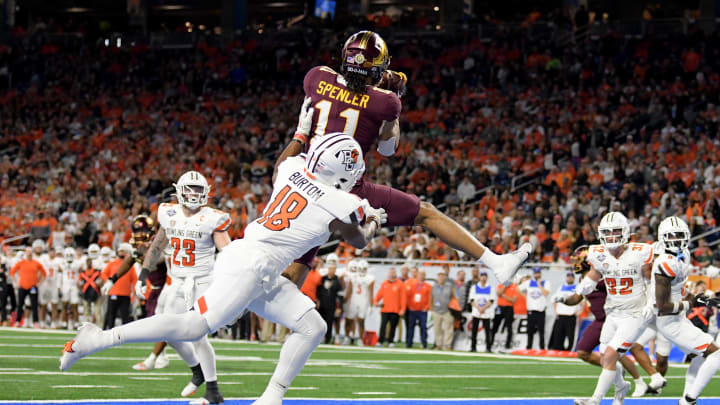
696 343 710 351
198 296 208 314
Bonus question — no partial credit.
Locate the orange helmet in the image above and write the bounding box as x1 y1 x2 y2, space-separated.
341 31 391 85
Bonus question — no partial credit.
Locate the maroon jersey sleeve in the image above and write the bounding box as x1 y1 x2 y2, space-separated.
302 65 401 158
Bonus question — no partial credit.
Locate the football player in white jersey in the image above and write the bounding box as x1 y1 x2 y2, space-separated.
349 259 374 345
574 212 655 405
341 259 360 344
32 240 52 328
60 133 387 405
136 171 231 404
59 247 81 330
649 217 720 405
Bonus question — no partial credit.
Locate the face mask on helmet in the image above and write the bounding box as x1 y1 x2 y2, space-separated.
658 216 690 252
662 231 690 249
174 171 210 210
598 212 629 249
64 248 75 263
131 215 155 248
88 244 100 260
341 31 391 88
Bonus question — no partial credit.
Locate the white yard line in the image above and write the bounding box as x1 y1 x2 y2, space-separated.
3 397 720 403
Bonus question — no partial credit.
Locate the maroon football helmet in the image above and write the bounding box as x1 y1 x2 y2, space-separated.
341 31 391 85
130 215 155 247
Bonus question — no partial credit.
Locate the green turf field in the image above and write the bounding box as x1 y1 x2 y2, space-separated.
2 327 720 402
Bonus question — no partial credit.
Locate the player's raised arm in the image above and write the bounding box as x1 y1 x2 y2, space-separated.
273 97 314 182
142 226 167 272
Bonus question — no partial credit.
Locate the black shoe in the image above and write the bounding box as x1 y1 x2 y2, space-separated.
201 381 224 404
470 348 477 352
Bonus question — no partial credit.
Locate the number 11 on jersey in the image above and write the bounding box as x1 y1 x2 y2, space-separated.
313 100 360 138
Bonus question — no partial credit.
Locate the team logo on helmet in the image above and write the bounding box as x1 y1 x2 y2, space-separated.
338 149 360 171
354 54 366 64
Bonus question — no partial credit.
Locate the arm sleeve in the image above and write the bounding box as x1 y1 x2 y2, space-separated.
214 212 231 232
654 258 677 278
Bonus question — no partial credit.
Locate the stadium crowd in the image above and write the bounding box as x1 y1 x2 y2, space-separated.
1 19 720 343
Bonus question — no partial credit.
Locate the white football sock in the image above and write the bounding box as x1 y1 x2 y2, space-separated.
145 352 157 366
634 377 645 385
591 368 616 401
479 247 502 269
260 310 326 400
684 355 705 397
193 336 217 382
687 350 720 399
613 362 625 387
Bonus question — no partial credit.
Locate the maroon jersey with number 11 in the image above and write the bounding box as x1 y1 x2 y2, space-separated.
303 65 401 160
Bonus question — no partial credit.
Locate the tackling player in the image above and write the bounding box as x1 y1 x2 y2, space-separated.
649 216 720 405
277 30 531 288
573 212 655 405
60 134 387 405
557 246 664 397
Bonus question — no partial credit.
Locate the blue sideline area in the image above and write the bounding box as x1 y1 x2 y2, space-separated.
4 399 720 405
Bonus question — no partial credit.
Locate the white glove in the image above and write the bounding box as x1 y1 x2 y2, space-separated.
706 265 720 279
364 204 388 227
642 305 655 324
295 97 314 137
135 281 147 299
101 279 114 295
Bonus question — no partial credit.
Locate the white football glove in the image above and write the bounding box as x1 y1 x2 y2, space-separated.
706 265 720 279
641 305 655 324
295 97 314 137
364 205 388 228
135 281 147 299
101 279 114 295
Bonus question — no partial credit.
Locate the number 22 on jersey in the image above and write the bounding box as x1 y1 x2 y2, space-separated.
313 100 359 137
257 185 308 231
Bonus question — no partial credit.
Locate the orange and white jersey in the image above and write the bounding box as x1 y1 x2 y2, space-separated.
652 249 691 304
158 203 231 278
242 156 365 275
351 273 375 304
586 243 653 315
59 260 83 291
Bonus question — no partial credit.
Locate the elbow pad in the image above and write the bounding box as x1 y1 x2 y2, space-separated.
577 276 598 296
377 137 397 157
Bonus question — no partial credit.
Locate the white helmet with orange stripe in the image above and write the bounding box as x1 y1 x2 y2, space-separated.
658 216 690 252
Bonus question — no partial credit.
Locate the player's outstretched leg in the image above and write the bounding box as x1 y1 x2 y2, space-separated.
683 346 720 404
59 310 210 371
252 310 326 405
414 202 532 283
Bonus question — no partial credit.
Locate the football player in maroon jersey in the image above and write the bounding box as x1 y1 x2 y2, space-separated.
277 30 531 286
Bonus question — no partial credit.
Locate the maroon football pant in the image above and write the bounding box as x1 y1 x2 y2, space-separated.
294 180 421 267
575 319 603 353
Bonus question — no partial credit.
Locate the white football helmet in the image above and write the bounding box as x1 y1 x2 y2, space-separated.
32 239 45 253
358 259 369 276
305 133 365 192
174 171 210 210
598 212 630 250
117 243 133 256
63 247 76 263
658 216 690 251
87 243 101 260
325 253 339 266
100 246 114 262
348 259 360 274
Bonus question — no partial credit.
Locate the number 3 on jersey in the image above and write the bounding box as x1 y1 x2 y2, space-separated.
170 238 195 266
257 185 308 231
314 100 359 137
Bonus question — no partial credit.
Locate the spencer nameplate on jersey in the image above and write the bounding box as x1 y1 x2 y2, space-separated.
315 80 370 109
288 172 325 201
166 228 204 239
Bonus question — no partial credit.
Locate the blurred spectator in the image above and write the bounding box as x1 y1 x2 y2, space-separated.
492 279 519 350
374 268 406 347
520 268 551 350
11 247 46 327
462 267 480 311
469 270 496 353
550 272 579 351
317 264 343 344
78 256 102 324
406 270 431 348
0 261 11 325
689 280 713 333
300 261 323 303
431 267 456 350
100 245 136 329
